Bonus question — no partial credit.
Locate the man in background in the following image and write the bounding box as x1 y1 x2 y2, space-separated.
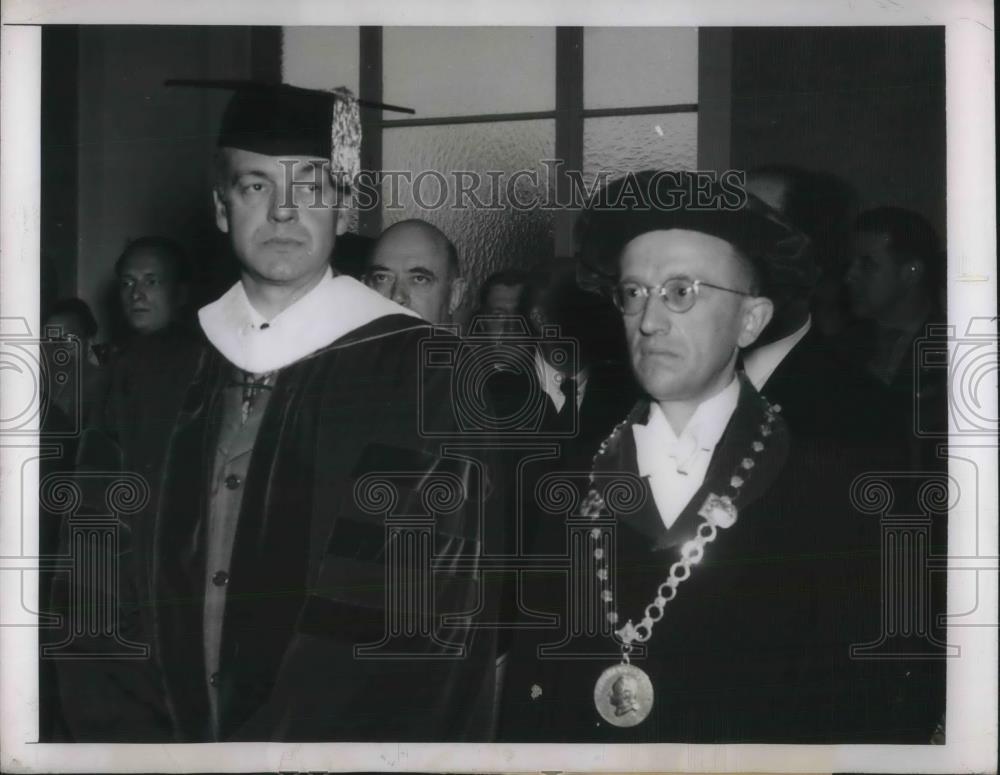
521 266 636 455
115 236 193 338
743 168 901 446
364 218 466 324
474 268 530 336
42 297 105 427
846 206 946 392
844 205 949 516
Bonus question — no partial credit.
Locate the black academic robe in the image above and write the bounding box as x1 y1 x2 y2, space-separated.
498 376 942 744
54 314 499 742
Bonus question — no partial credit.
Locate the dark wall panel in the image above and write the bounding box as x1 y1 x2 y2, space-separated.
41 26 80 314
730 26 946 239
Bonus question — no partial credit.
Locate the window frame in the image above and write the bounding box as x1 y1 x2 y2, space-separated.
357 26 729 255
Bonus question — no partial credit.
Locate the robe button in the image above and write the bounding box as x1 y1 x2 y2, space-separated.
224 474 241 490
212 570 230 587
209 672 220 687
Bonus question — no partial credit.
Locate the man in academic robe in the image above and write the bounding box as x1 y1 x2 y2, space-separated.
54 81 499 743
498 172 941 744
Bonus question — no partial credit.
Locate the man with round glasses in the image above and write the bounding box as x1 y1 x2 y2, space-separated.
500 171 941 744
605 189 777 455
612 232 772 440
614 275 751 311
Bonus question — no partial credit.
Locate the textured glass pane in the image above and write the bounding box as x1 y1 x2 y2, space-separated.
382 121 555 307
282 27 360 95
583 113 698 190
384 28 554 118
584 28 698 109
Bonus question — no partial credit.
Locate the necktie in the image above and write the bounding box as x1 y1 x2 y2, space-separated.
553 376 577 432
559 376 577 410
227 370 275 424
633 416 703 530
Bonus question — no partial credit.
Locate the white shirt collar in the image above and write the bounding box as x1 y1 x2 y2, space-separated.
533 349 588 411
639 376 741 457
743 316 812 389
198 268 420 373
633 377 741 530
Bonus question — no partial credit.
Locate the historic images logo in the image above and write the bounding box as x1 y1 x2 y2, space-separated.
1 317 150 658
275 162 749 214
0 319 83 438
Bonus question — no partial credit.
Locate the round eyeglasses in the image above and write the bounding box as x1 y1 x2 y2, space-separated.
612 278 754 315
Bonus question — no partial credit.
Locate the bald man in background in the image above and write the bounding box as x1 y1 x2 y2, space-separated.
365 219 467 323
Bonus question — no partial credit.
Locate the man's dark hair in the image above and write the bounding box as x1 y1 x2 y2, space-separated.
524 266 626 366
114 236 194 286
855 206 944 290
44 297 98 339
478 268 531 310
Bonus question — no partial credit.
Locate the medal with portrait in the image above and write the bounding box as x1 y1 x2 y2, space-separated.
583 401 778 729
593 663 654 727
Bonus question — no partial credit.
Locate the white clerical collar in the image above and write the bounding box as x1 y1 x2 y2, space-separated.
639 376 741 457
633 377 741 530
198 268 420 373
743 316 812 389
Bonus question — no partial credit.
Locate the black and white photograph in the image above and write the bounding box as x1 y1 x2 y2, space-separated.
0 1 995 773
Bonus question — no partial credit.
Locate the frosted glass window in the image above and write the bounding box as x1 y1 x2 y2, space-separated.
381 121 555 303
584 28 698 110
583 113 698 192
383 28 554 118
283 27 360 95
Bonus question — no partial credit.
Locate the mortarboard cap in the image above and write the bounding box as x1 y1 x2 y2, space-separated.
166 79 414 187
